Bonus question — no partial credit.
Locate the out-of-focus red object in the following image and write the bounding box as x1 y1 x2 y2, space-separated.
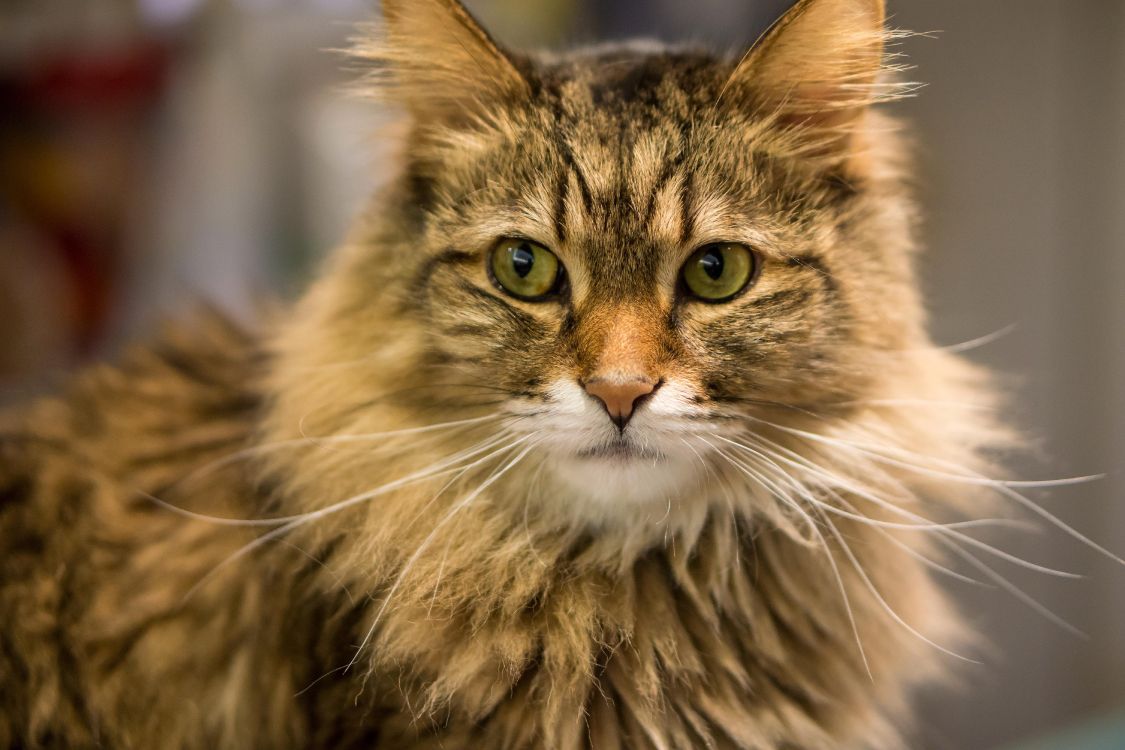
20 42 168 112
0 38 170 377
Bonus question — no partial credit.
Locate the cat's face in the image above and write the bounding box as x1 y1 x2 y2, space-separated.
416 61 842 504
364 1 917 508
278 0 926 523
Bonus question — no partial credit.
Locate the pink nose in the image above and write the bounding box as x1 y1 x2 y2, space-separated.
583 378 659 429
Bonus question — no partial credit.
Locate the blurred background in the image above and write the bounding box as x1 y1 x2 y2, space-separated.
0 1 1122 747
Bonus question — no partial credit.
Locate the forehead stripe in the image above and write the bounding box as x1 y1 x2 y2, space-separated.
679 170 696 245
553 168 569 243
552 128 595 215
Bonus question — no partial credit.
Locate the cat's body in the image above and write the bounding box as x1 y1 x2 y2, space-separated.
0 1 1012 748
0 316 964 749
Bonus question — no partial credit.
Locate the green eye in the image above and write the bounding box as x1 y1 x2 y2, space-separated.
489 238 562 301
681 243 757 302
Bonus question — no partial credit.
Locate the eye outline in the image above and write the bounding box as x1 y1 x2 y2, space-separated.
678 242 761 304
487 236 568 303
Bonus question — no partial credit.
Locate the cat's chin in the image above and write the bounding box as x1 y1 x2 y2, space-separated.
548 449 705 511
574 440 664 462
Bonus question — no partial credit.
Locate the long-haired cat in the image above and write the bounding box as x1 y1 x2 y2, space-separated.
0 0 1070 747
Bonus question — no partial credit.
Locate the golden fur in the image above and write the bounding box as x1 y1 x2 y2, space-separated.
0 1 1022 747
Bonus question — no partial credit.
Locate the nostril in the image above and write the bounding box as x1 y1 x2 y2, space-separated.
582 377 661 430
631 377 663 413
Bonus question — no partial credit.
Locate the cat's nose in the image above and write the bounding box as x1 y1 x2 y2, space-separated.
583 378 660 430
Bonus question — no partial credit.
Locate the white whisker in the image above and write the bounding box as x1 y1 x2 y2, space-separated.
838 398 997 412
714 436 1027 532
164 413 506 493
177 433 527 603
746 417 1122 567
747 415 1101 490
709 444 873 680
729 433 1081 579
851 519 990 588
816 507 980 664
149 431 515 528
278 539 359 606
934 535 1087 638
352 439 539 677
941 323 1017 353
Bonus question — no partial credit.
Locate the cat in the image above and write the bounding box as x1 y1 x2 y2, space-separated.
0 0 1032 747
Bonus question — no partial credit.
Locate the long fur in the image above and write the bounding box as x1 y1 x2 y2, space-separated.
0 1 1057 748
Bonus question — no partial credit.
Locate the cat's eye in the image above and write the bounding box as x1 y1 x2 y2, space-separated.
489 238 562 301
681 243 757 302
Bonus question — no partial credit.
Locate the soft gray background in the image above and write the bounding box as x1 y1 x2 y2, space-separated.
888 3 1125 748
1 1 1122 747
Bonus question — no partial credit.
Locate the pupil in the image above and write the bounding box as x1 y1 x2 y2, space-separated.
700 249 724 280
511 245 535 278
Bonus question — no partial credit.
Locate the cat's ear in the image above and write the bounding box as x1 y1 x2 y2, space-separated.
728 0 891 144
358 0 530 124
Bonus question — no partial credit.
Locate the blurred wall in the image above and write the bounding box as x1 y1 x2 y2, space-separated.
888 3 1125 748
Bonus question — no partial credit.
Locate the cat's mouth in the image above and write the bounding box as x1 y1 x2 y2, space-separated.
575 439 665 462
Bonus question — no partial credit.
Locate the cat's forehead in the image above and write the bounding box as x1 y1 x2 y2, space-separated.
494 51 781 269
537 47 726 110
430 46 811 298
531 47 729 154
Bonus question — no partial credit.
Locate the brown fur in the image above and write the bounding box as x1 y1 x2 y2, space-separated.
0 1 1013 748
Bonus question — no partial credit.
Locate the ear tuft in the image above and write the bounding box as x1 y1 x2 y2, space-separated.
354 0 530 125
726 0 911 143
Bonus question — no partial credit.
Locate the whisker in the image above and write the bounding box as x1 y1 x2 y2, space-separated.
176 434 527 603
992 482 1125 567
278 539 359 606
835 398 998 412
148 431 515 528
843 514 991 589
352 439 539 677
720 438 988 585
713 444 818 543
748 416 1101 490
153 414 506 497
294 665 350 698
730 433 1081 579
714 436 1026 532
710 403 1088 639
934 535 1087 638
292 414 505 446
941 323 1018 354
747 417 1122 566
709 444 873 680
816 507 981 664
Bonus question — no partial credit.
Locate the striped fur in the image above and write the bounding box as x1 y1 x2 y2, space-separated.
0 1 1011 748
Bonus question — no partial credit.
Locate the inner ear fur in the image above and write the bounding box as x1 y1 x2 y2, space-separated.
727 0 895 150
356 0 530 126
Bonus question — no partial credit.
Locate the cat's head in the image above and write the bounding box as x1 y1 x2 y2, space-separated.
272 0 992 533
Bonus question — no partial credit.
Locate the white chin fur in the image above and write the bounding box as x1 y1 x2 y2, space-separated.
507 378 714 522
550 452 704 509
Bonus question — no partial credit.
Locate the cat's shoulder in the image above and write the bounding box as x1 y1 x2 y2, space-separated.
0 311 268 516
0 311 280 746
